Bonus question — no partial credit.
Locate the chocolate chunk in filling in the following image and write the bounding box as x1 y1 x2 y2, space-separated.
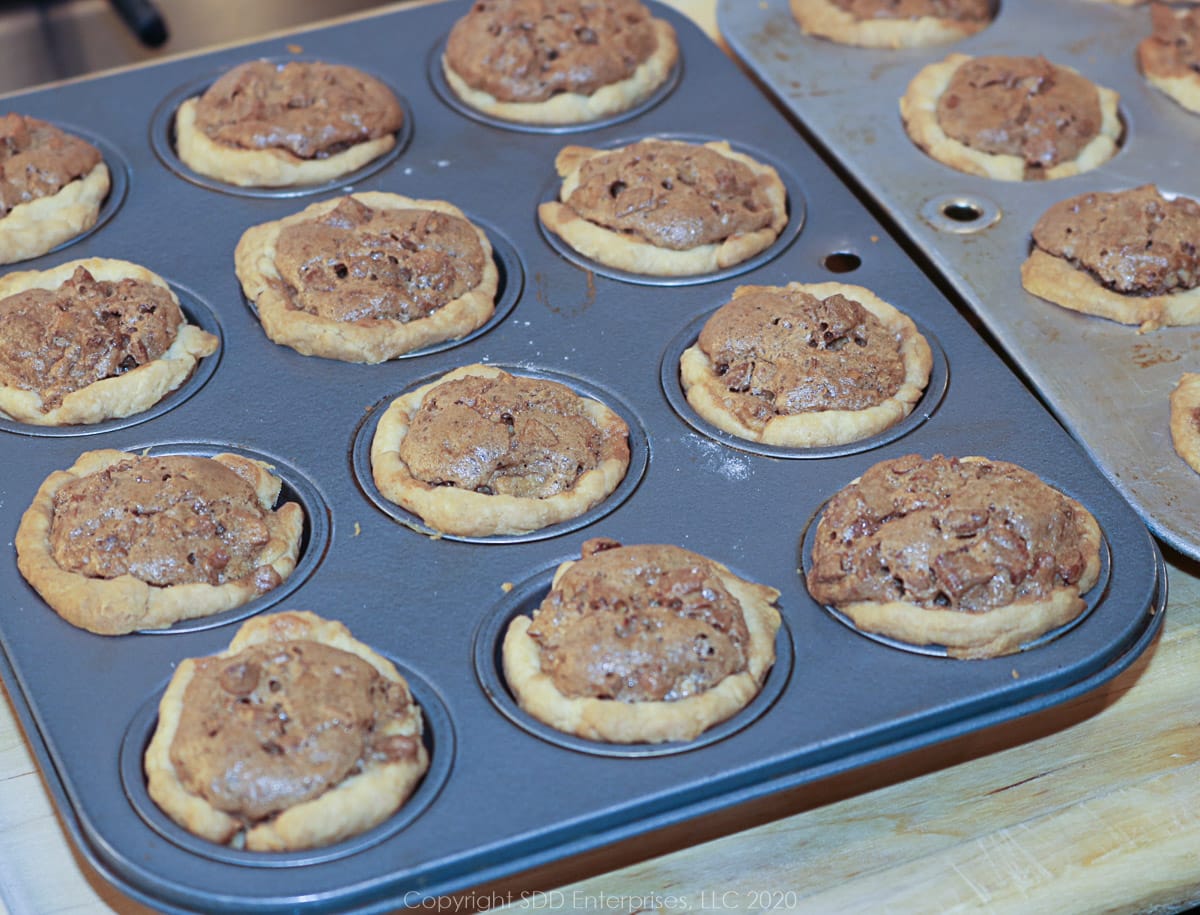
170 640 419 821
399 374 616 499
49 455 284 589
807 454 1094 613
0 114 102 218
192 60 403 159
830 0 991 22
445 0 660 103
272 197 486 323
936 55 1103 172
698 286 906 430
565 141 775 250
1140 4 1200 78
1031 185 1200 296
0 266 183 409
527 538 751 702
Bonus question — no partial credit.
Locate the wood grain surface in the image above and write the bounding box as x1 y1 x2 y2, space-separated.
3 2 1199 914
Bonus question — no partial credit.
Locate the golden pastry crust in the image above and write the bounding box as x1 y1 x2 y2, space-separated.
1141 68 1200 115
0 161 110 265
1138 4 1200 115
1021 248 1200 332
1170 372 1200 474
0 257 218 425
370 364 631 537
808 456 1103 659
144 611 429 851
679 281 933 446
502 547 782 743
15 450 304 635
789 0 991 48
900 53 1122 181
234 192 498 363
835 585 1097 659
537 139 788 277
174 99 395 189
443 18 678 125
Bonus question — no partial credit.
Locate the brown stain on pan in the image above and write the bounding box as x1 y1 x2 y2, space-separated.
1132 341 1182 369
536 269 595 318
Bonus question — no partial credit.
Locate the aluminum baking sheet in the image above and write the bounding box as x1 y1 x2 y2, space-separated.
0 1 1165 912
720 0 1200 562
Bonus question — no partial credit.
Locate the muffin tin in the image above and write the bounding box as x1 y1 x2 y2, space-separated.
719 0 1200 562
0 2 1165 912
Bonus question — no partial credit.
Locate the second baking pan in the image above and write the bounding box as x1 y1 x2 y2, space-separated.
720 0 1200 562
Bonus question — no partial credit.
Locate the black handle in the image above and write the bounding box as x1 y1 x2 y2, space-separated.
107 0 168 48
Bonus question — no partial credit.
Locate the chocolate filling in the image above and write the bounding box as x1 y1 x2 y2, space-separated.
399 373 617 498
697 286 906 430
0 266 182 409
528 538 750 702
564 140 775 250
1140 4 1200 79
171 639 420 821
445 0 660 103
807 454 1093 613
272 197 486 323
831 0 991 22
0 114 101 217
192 60 403 159
1032 185 1200 296
936 55 1103 175
49 455 285 590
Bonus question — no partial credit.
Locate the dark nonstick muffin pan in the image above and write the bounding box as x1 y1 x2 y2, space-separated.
0 2 1164 912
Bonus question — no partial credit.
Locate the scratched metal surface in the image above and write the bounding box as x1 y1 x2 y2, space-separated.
0 1 1165 912
720 0 1200 562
